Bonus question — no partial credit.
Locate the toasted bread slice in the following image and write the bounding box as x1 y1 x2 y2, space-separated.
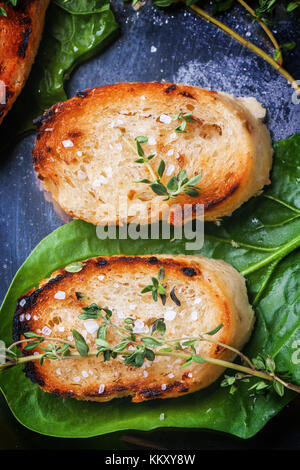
33 82 272 225
0 0 50 125
13 254 254 403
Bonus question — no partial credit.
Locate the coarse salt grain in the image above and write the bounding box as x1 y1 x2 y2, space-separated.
54 291 65 300
144 370 149 377
194 297 202 304
170 132 177 141
58 326 65 332
148 136 156 146
166 164 175 176
160 413 165 421
168 373 174 378
77 170 86 180
167 149 174 156
41 326 52 336
128 345 135 351
33 315 38 321
77 151 82 157
188 372 193 378
82 371 89 378
25 313 31 321
141 95 146 100
99 384 105 394
105 166 113 178
19 299 26 307
84 320 98 335
73 376 81 383
62 139 73 148
164 309 176 321
161 384 167 391
98 275 104 281
174 152 180 159
151 45 157 53
160 114 172 124
191 311 198 321
133 319 145 333
56 368 62 375
129 304 136 310
116 143 122 151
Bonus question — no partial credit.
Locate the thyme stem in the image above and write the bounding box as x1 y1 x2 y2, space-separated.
2 344 299 394
189 5 300 95
236 0 282 65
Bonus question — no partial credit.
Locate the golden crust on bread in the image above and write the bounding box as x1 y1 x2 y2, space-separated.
33 82 272 224
0 0 50 125
14 254 254 403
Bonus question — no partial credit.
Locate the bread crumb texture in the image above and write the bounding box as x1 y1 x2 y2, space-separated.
14 254 255 403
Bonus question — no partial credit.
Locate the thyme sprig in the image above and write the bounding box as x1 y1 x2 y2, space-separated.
172 112 197 133
1 304 300 398
122 134 201 200
141 267 182 306
0 0 17 17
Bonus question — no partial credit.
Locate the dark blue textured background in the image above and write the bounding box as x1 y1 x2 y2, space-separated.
0 0 299 449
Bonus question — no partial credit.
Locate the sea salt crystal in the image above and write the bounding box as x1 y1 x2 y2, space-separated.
188 372 193 378
191 311 198 321
41 326 52 336
160 114 172 124
133 319 145 333
92 176 108 187
168 373 174 379
98 384 105 394
77 151 82 157
170 132 177 141
151 45 157 53
144 371 149 377
129 304 136 311
73 376 81 383
160 413 165 421
98 275 104 281
194 297 202 304
141 95 146 100
164 309 176 321
128 345 135 351
56 368 62 376
116 143 122 151
166 164 175 176
58 326 65 332
77 170 86 180
105 167 113 178
82 371 89 378
19 299 26 307
25 313 31 321
148 136 156 146
54 291 65 300
62 139 73 148
161 384 167 391
33 315 38 321
84 320 98 335
174 152 180 159
167 149 174 156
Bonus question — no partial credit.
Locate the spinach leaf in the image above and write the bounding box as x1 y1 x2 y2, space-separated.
0 135 299 439
0 0 118 151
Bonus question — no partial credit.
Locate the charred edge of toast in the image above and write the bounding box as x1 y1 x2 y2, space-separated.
32 82 218 139
13 256 200 394
13 255 201 340
17 26 32 58
12 255 231 400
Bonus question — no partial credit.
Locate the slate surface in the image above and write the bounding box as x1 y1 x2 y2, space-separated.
0 0 299 450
